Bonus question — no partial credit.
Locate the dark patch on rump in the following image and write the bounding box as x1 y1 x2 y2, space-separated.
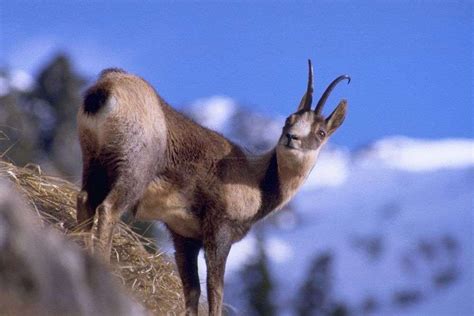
83 86 110 115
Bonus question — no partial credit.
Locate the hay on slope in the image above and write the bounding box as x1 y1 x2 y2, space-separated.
0 160 186 315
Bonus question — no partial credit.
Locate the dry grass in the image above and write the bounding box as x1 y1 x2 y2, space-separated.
0 160 188 315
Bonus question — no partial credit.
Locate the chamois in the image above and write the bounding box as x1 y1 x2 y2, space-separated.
76 60 350 315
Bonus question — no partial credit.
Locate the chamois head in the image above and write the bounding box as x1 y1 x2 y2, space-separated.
277 60 350 168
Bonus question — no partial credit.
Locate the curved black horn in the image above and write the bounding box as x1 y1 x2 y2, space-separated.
314 74 351 115
297 59 314 111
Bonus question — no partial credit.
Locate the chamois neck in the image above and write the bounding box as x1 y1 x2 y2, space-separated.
253 148 314 221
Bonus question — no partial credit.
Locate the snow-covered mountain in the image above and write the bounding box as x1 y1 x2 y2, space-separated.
263 140 473 316
0 69 35 96
186 96 474 316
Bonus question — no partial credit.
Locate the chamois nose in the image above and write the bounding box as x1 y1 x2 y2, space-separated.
286 133 299 140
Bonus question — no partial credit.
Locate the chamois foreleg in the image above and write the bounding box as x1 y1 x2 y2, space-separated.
204 223 233 316
172 233 202 315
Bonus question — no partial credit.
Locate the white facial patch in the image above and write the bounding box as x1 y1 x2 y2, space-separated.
291 118 312 137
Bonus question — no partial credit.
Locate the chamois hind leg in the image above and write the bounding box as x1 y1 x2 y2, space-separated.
171 233 202 316
77 158 110 250
95 155 158 262
76 190 94 248
204 223 233 316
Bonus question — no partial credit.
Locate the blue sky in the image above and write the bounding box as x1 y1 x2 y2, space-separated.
1 1 472 148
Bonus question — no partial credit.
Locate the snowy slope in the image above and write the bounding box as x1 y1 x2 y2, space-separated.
185 97 474 315
271 160 472 315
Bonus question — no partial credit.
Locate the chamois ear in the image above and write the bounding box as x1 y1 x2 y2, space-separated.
325 100 347 136
297 59 314 112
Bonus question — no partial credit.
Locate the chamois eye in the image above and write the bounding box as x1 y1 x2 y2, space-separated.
318 130 326 138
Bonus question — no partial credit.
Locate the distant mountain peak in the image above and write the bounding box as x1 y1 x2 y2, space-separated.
0 69 35 96
356 136 474 172
188 95 237 133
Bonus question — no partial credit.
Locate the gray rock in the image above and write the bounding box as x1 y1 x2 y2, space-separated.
0 179 145 316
